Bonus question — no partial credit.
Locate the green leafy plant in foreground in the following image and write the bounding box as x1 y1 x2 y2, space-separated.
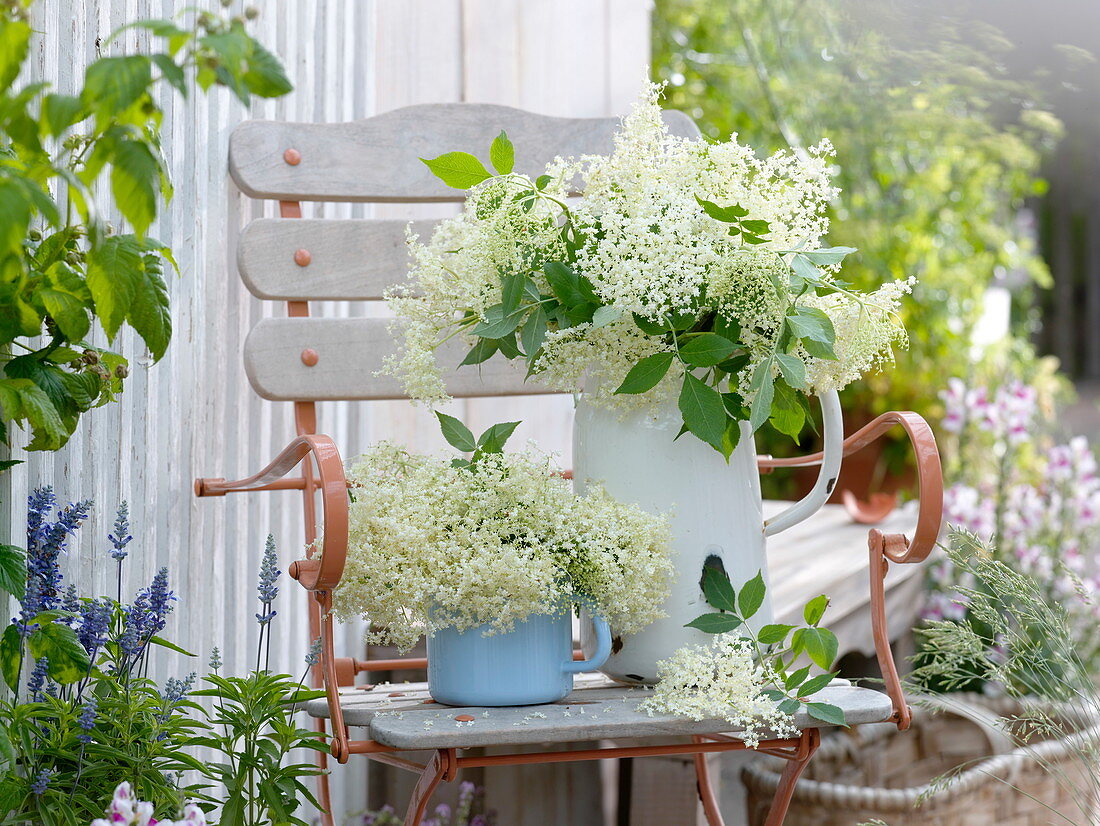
689 567 846 727
0 1 291 457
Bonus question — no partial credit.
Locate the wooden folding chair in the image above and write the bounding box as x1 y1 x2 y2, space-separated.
195 103 944 826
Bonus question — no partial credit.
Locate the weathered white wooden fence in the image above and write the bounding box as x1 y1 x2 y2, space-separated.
2 1 653 819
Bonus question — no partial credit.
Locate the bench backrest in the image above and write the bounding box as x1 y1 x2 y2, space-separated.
229 103 701 403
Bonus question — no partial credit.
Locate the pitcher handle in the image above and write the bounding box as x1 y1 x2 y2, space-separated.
564 614 611 674
763 389 843 537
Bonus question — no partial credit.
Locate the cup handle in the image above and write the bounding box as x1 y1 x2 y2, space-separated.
564 614 611 674
763 389 844 537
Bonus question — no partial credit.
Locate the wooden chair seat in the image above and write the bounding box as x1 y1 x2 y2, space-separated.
305 676 893 751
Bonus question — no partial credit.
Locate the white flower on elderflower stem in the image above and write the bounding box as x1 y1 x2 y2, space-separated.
638 634 798 749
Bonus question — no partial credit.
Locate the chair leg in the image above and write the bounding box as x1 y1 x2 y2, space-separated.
693 737 725 826
763 729 820 826
403 749 456 826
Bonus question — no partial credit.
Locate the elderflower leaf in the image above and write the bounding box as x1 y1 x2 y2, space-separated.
436 411 477 452
420 151 492 189
805 701 846 727
489 130 515 175
738 572 767 619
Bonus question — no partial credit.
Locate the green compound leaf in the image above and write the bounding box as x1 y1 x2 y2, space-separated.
748 359 775 432
757 623 796 646
472 303 524 339
797 672 837 698
701 565 737 613
614 351 674 395
678 372 727 450
786 305 837 346
435 411 477 452
775 353 807 390
460 338 499 366
769 380 806 440
678 333 736 368
477 420 521 454
803 594 830 626
489 130 515 175
737 571 766 619
799 626 839 671
805 701 846 727
685 612 743 634
420 151 492 189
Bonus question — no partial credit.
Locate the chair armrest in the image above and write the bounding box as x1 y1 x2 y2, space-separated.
759 410 943 564
195 434 349 591
761 411 944 730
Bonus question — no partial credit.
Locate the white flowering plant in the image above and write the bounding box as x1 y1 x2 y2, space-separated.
639 567 845 743
330 414 675 652
389 84 912 457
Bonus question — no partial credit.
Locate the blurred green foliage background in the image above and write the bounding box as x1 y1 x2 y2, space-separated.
652 0 1072 489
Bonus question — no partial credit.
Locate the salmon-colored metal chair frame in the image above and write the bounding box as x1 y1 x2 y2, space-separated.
195 104 944 826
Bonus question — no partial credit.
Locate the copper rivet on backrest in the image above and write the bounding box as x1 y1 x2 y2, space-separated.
300 348 319 367
294 248 312 267
283 148 301 165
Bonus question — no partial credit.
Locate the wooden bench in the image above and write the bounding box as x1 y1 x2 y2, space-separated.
195 102 943 826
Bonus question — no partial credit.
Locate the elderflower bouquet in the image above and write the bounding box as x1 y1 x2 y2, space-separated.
330 415 674 651
388 84 911 456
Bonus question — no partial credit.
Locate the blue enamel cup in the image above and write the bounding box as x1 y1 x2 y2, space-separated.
426 609 612 707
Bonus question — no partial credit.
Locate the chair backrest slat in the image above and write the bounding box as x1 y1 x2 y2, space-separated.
238 218 438 301
229 102 700 203
231 103 701 402
244 317 556 401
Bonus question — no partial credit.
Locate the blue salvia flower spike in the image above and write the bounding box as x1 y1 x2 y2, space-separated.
27 658 49 701
29 768 52 796
208 646 222 673
76 696 98 743
108 501 132 561
257 534 280 611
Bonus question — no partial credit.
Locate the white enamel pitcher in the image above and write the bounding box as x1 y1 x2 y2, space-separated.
574 388 843 684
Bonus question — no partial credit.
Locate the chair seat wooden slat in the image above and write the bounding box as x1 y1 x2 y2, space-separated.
305 679 893 750
243 317 560 401
228 103 700 203
238 218 438 301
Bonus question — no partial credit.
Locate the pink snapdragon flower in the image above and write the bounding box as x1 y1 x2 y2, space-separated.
91 783 205 826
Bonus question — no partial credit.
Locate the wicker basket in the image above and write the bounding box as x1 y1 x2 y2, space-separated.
742 695 1099 826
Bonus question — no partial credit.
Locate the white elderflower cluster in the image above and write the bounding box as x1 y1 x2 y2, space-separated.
331 443 674 652
802 278 914 393
385 174 571 404
638 634 798 749
556 85 837 322
386 82 911 414
535 319 682 407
